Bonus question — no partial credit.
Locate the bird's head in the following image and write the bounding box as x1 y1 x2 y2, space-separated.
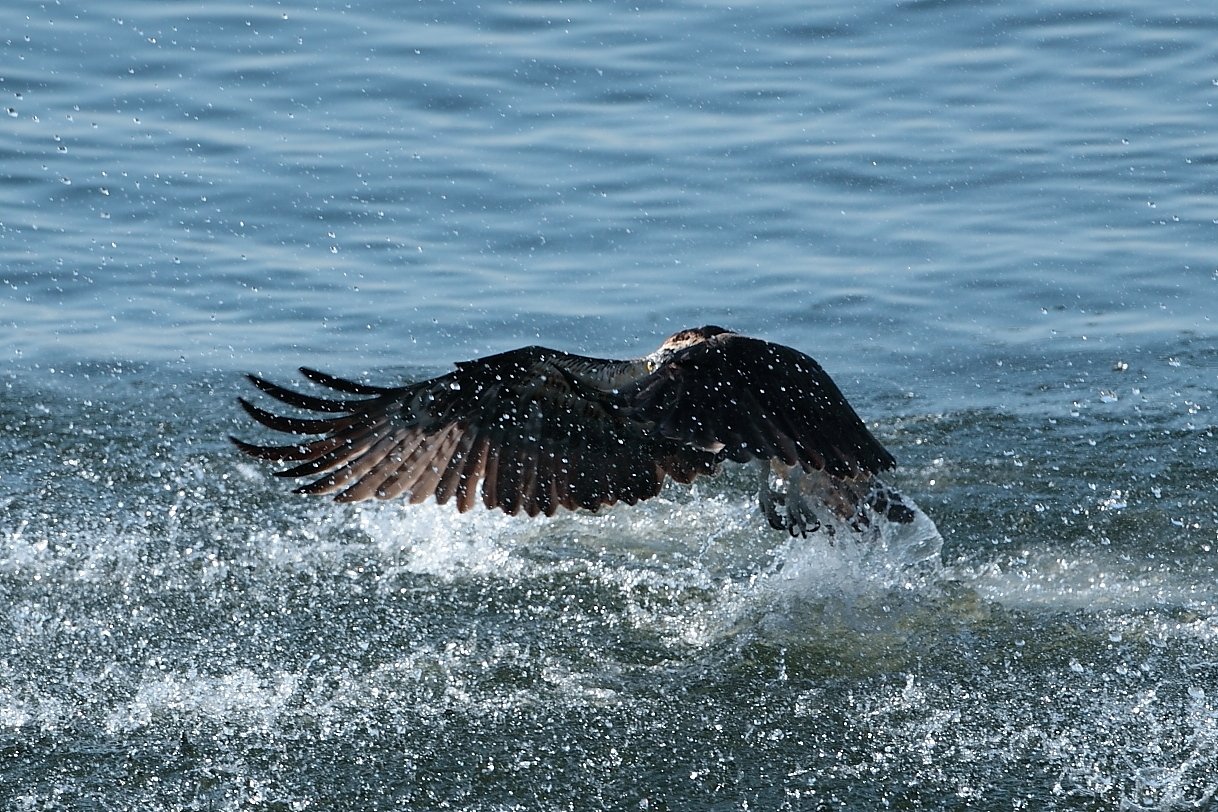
645 325 734 371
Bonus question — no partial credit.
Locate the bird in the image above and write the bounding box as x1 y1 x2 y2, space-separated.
231 325 914 535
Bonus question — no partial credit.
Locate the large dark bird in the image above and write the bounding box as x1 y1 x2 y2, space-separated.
232 326 913 535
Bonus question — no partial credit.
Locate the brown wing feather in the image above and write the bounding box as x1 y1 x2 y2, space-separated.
625 334 895 479
232 346 718 515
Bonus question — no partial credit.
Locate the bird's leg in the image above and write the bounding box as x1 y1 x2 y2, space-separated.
780 466 823 538
757 459 786 531
757 461 830 537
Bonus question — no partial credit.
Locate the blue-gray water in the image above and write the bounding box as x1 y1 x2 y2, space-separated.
2 1 1217 809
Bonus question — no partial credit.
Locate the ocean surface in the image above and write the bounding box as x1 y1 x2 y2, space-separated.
2 0 1217 808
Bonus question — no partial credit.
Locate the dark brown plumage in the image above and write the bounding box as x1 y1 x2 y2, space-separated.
232 326 901 528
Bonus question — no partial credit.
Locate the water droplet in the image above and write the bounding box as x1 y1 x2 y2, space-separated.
5 108 16 118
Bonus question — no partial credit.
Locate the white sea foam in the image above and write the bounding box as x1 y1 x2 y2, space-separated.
955 547 1218 615
104 669 299 734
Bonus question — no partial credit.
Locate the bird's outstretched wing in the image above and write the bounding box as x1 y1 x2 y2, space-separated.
232 347 717 515
623 333 895 479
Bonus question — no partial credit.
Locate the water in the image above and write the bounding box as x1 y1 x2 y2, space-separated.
2 0 1217 809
